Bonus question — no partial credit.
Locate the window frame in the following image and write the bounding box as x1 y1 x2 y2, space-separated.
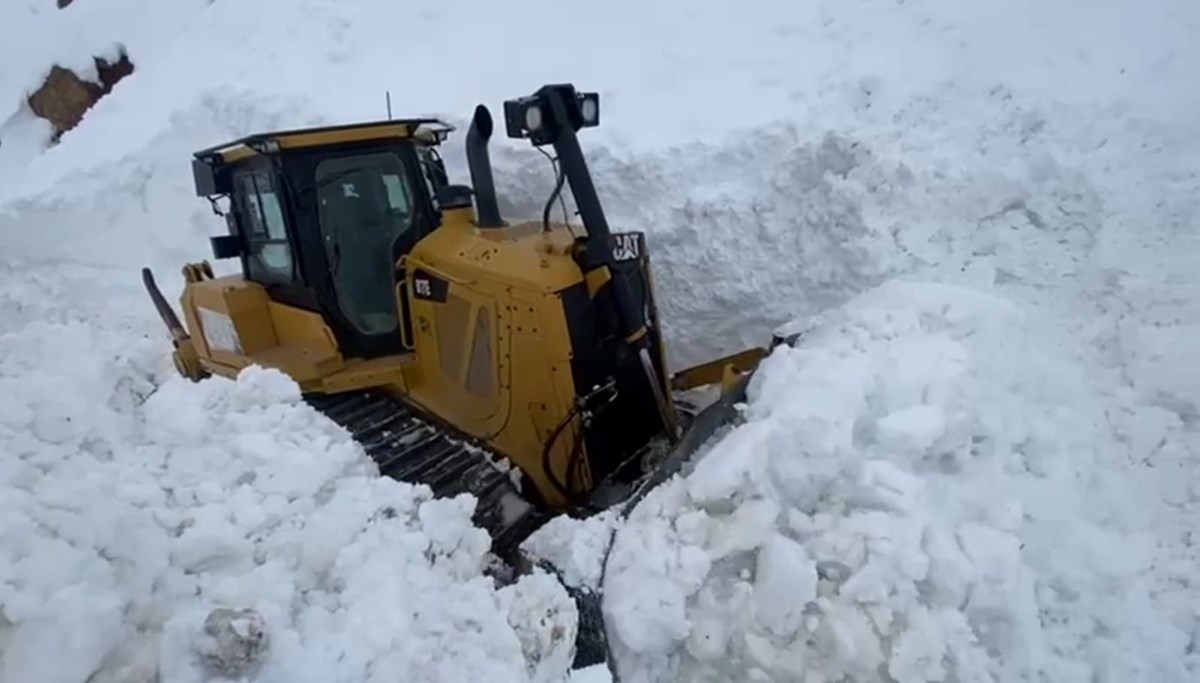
312 149 418 338
232 167 299 286
264 140 439 359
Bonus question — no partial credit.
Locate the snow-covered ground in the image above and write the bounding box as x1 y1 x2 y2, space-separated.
1 0 1197 682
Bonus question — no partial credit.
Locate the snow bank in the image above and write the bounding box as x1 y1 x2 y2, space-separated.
0 328 575 683
602 281 1191 682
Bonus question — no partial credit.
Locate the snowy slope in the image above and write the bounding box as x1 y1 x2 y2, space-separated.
2 0 1198 682
0 0 214 175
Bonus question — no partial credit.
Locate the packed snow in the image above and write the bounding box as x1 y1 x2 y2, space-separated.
2 0 1198 682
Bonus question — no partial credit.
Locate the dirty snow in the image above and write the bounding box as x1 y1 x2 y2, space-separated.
2 0 1198 682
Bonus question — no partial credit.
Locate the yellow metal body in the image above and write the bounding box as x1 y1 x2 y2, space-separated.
157 117 768 512
177 205 601 507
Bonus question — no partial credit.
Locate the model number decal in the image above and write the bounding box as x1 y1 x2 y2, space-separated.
612 233 641 262
411 269 450 302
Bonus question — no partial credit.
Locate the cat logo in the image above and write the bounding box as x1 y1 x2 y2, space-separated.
612 233 640 262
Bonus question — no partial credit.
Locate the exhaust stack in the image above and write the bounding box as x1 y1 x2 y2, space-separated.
465 104 503 228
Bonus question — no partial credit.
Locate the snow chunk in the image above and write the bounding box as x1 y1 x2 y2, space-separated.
567 663 614 683
753 534 816 639
500 570 579 683
194 608 270 679
522 510 619 591
876 404 946 452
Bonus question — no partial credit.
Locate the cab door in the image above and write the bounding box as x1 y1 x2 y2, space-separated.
310 149 421 357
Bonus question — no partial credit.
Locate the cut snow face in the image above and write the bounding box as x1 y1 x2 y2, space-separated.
602 281 1191 683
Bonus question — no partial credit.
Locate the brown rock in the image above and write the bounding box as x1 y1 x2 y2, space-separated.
27 66 97 136
26 52 135 140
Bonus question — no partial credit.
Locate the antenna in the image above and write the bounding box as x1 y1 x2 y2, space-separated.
386 91 393 120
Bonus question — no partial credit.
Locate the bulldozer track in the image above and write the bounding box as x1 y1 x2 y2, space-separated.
301 388 742 674
304 390 545 558
305 389 610 670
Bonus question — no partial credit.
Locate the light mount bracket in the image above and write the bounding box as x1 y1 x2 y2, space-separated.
503 84 599 146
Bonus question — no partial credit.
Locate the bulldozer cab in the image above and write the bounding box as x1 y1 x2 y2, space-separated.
192 119 454 359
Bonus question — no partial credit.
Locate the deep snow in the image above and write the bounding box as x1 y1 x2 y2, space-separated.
0 355 579 683
601 282 1191 682
2 0 1198 682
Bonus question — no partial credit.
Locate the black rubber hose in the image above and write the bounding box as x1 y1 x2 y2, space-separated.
541 407 580 504
542 160 567 234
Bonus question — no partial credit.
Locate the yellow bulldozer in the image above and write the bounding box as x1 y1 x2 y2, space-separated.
142 84 773 643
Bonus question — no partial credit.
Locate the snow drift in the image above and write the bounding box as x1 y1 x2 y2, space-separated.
602 281 1189 682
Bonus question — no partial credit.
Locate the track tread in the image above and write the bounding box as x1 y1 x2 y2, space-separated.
306 390 541 558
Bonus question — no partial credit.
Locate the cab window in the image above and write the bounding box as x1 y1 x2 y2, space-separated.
235 171 295 283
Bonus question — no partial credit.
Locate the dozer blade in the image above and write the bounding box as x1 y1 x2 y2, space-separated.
636 370 755 512
568 367 761 673
670 346 768 393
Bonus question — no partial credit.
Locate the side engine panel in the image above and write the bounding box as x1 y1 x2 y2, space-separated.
401 256 584 508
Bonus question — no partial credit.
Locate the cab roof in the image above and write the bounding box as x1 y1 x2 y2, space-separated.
193 118 456 164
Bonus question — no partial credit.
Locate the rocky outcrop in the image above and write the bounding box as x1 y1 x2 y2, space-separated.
27 52 134 140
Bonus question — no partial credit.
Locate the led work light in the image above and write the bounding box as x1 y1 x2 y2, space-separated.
503 84 599 146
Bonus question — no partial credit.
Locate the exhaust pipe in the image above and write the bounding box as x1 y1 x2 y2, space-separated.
466 104 503 228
